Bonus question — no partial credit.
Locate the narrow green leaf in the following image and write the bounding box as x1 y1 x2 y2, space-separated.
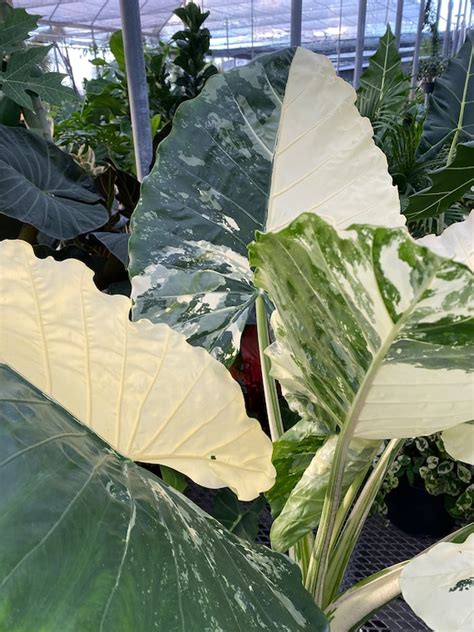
0 364 328 631
405 141 474 220
266 420 326 518
357 25 409 130
270 436 379 552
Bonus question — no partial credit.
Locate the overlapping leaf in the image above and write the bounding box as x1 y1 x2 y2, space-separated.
0 6 38 55
405 142 474 220
417 210 473 269
442 422 474 465
418 32 474 160
0 365 328 632
270 436 380 552
249 213 473 442
400 534 474 631
0 124 107 240
0 240 274 500
356 25 409 132
129 47 402 365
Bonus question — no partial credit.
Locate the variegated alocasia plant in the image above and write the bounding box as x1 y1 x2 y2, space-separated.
129 47 403 367
0 239 328 631
249 210 474 628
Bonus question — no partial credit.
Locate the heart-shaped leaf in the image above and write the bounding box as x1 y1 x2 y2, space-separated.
249 213 473 442
0 124 108 239
400 533 474 631
418 32 474 160
129 47 402 365
0 239 274 500
0 364 328 631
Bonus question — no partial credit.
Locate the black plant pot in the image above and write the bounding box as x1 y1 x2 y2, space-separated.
386 475 455 537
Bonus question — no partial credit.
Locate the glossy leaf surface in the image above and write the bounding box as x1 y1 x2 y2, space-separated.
405 142 474 220
418 33 474 159
0 365 328 632
0 124 107 239
249 213 473 441
129 47 401 364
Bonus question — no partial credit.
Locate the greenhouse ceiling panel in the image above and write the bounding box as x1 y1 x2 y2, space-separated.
13 0 424 50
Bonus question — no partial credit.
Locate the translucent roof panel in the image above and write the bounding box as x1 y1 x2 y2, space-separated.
13 0 426 51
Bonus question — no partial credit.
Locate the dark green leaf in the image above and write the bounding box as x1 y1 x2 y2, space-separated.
212 489 265 542
92 232 129 266
405 141 474 220
0 45 76 111
357 25 409 131
0 364 328 631
160 464 188 493
109 30 126 72
0 6 39 55
267 421 326 518
418 32 474 160
0 124 108 239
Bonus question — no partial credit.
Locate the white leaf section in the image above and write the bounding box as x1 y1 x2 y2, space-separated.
355 364 474 439
401 534 474 632
0 240 275 500
417 211 474 271
266 47 404 232
442 422 474 465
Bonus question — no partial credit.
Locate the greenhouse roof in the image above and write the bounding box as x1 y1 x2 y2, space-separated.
12 0 428 51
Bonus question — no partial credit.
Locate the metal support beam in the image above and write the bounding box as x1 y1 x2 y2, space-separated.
443 0 454 57
353 0 367 88
394 0 404 47
119 0 153 182
290 0 303 46
410 0 426 98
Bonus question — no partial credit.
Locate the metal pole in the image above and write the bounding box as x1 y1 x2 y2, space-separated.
119 0 153 182
395 0 404 47
443 0 454 56
452 0 463 51
250 0 255 57
353 0 367 88
410 0 426 98
290 0 303 46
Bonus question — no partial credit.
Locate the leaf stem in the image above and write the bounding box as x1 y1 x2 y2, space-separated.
305 422 354 605
324 438 404 604
255 293 283 441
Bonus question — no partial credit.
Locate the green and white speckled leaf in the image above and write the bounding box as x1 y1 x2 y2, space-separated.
129 47 402 365
400 533 474 632
0 364 329 632
249 213 473 441
270 436 379 552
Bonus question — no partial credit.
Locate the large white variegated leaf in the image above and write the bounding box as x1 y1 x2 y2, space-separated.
0 240 274 500
400 534 474 632
249 213 473 442
442 422 474 465
129 47 403 365
417 211 474 271
266 48 403 232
